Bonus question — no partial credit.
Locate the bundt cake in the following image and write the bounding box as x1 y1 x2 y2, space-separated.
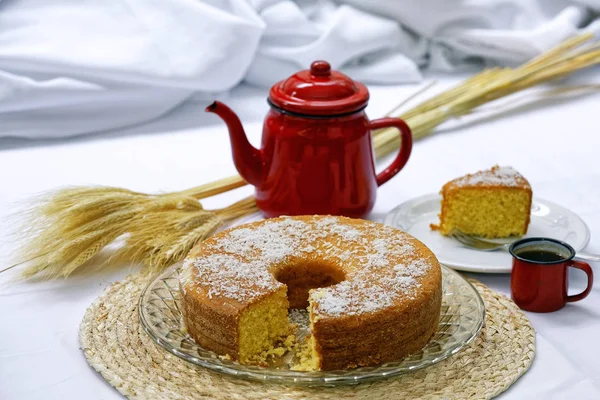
180 215 442 370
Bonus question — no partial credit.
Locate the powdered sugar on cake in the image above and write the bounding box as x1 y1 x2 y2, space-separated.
311 235 429 317
181 216 434 315
184 254 278 300
452 166 524 187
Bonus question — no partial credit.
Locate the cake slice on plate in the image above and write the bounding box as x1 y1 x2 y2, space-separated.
432 166 532 238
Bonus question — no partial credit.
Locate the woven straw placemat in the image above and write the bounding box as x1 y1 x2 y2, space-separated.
80 273 535 400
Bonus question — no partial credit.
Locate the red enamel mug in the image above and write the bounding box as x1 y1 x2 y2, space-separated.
509 237 594 313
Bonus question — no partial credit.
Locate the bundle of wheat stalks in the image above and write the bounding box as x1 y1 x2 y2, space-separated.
7 33 600 279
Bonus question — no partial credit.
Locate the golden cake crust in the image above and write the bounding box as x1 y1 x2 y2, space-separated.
180 215 442 370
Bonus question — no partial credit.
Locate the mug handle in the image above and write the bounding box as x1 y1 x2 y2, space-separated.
566 260 594 302
369 118 413 186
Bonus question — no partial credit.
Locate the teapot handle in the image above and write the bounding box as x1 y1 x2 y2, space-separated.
369 118 413 186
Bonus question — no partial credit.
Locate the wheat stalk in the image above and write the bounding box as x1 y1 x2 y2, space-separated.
7 33 600 279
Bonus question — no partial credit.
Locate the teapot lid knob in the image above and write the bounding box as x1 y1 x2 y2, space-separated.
310 60 331 77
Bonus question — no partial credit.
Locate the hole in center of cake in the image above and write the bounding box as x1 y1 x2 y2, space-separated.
274 262 345 309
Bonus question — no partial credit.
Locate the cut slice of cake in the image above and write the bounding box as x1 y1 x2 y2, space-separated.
432 166 532 238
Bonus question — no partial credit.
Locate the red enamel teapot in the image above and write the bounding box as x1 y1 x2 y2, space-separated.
207 61 412 218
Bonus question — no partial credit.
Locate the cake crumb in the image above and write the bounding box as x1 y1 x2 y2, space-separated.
290 335 317 372
247 334 297 367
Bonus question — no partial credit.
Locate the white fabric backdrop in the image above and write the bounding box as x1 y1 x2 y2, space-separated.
0 0 599 138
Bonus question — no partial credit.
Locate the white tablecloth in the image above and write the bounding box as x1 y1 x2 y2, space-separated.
1 75 599 399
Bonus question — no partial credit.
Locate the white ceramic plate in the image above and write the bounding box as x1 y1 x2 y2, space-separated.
384 194 590 273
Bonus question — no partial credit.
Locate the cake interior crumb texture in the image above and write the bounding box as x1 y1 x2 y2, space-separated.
238 288 289 364
435 166 532 238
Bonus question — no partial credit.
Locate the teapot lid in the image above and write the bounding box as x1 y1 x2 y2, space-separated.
268 61 369 116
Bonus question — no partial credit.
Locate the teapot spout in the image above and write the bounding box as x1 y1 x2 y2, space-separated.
206 101 263 186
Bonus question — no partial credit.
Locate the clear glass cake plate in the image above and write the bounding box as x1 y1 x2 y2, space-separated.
138 263 485 386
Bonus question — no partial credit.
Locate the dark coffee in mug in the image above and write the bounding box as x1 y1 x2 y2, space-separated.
513 250 565 263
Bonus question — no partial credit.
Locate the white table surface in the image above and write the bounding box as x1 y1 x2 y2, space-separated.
1 74 600 399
